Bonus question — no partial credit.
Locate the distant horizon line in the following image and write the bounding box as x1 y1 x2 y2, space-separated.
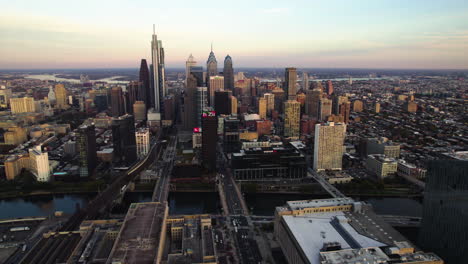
1 67 468 71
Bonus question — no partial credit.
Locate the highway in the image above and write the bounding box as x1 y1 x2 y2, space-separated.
152 134 177 203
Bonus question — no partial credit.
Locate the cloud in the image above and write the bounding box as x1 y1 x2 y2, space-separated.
262 7 290 14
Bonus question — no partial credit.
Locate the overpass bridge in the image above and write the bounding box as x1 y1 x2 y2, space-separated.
152 135 177 203
307 168 347 198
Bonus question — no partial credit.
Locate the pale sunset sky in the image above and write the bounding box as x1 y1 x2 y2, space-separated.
1 0 467 69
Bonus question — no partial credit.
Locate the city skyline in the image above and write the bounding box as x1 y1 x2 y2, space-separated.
1 0 468 69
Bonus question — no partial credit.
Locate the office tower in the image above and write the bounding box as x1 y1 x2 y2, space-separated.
47 86 56 105
207 45 218 80
133 101 147 122
224 116 240 153
208 76 224 107
215 91 231 115
151 26 161 113
305 89 322 119
182 74 198 131
111 87 124 117
28 145 50 182
0 88 12 108
258 97 267 119
339 101 351 123
135 128 150 159
202 111 218 172
283 100 301 138
196 87 208 127
313 122 346 171
94 94 108 112
127 81 140 114
163 95 174 122
224 55 234 90
112 115 137 165
10 97 36 113
318 97 332 121
284 67 297 100
230 95 238 114
189 66 204 86
263 93 274 116
158 40 166 100
419 160 468 264
139 59 151 107
332 95 348 114
77 124 97 177
185 54 197 86
55 84 68 109
272 89 285 113
302 72 309 90
353 100 364 112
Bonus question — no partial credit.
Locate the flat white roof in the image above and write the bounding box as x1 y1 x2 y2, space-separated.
286 198 355 210
283 213 387 264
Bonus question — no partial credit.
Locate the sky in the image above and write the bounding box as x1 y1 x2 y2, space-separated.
1 0 468 69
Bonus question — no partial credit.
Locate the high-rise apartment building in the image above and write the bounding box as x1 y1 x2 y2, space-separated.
313 122 346 171
305 89 322 119
133 101 147 122
263 93 274 116
223 55 234 90
202 112 218 172
139 59 151 108
325 80 334 95
419 160 468 264
302 72 309 90
283 100 301 139
258 97 267 119
135 128 150 159
77 124 97 177
318 97 332 121
10 97 36 113
111 87 124 117
208 76 224 107
28 145 50 182
285 67 297 100
112 115 137 165
55 84 68 109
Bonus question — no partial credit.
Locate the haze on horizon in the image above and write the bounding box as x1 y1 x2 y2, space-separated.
1 0 467 70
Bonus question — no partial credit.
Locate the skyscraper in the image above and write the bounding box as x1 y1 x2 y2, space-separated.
202 112 218 172
185 54 197 86
28 145 50 182
285 67 297 100
139 59 150 108
263 93 275 116
189 66 204 86
127 81 140 114
182 73 198 131
207 45 218 79
55 84 68 109
224 55 234 90
209 76 224 107
318 97 332 121
302 72 309 90
332 95 348 115
325 80 334 95
283 100 301 138
230 95 238 114
135 128 150 159
313 122 346 171
151 25 161 114
215 91 231 115
339 101 351 124
133 101 147 122
258 97 267 119
305 89 322 119
419 160 468 264
196 87 208 127
112 115 137 165
77 124 97 177
111 87 124 117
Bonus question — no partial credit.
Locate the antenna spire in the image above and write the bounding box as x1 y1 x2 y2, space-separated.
211 42 213 52
153 24 155 34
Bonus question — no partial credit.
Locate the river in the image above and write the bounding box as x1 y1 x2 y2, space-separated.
0 192 422 219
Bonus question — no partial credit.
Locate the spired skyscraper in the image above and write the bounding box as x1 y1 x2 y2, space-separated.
207 45 218 81
150 25 165 118
223 55 234 90
185 54 197 86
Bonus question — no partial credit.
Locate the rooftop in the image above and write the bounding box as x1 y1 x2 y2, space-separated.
285 198 355 211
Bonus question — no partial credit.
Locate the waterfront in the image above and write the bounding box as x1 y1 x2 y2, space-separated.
0 192 422 220
25 74 129 84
